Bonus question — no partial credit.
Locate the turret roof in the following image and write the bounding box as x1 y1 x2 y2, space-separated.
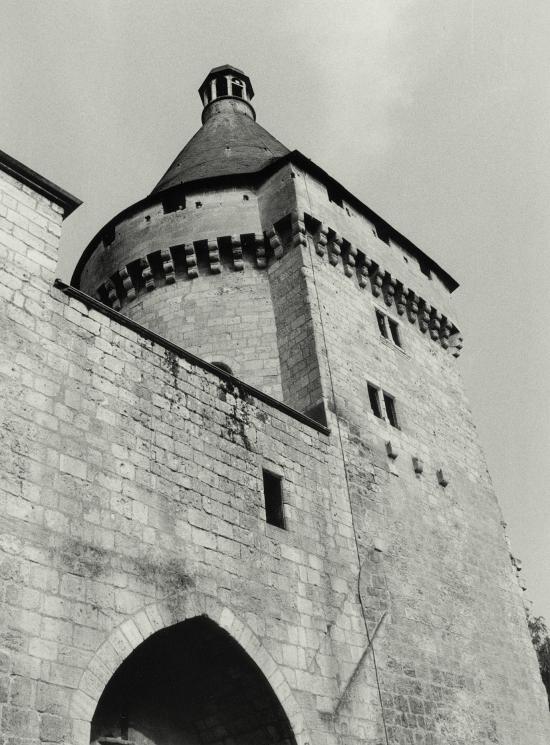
151 108 289 194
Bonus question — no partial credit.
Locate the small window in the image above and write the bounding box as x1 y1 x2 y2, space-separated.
375 309 402 349
162 192 186 214
419 260 431 278
383 392 399 428
119 714 129 741
367 384 383 419
375 310 388 339
388 319 401 347
231 79 244 98
217 76 228 97
103 224 115 247
327 186 343 207
375 223 390 245
262 470 285 529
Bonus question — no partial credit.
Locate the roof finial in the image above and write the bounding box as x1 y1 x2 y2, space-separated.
198 65 256 123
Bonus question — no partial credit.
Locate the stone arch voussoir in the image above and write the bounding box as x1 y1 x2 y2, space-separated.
69 593 309 745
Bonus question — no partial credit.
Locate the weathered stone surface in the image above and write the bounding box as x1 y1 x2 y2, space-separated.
1 79 549 745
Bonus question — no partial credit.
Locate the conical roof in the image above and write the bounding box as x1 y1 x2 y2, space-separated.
151 107 290 194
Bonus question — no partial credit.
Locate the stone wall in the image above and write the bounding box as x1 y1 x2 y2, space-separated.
122 251 284 399
90 617 295 745
291 168 550 741
1 159 549 745
0 163 370 745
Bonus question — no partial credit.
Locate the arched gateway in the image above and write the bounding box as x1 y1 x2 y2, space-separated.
91 617 295 745
69 600 308 745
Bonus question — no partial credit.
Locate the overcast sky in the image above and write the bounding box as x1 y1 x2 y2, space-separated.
2 0 549 620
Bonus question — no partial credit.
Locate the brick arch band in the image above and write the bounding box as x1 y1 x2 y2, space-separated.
69 593 310 745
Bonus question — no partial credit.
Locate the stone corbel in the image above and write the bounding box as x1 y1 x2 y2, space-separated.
437 468 449 487
369 264 384 297
382 275 397 307
328 233 343 267
439 318 452 349
358 255 371 288
412 457 424 475
406 290 419 323
119 266 136 300
419 301 431 333
267 226 283 260
344 243 357 277
161 248 175 284
207 239 221 274
385 441 398 460
231 234 243 271
290 210 307 250
104 278 121 311
449 332 463 358
316 225 328 257
254 232 267 268
140 257 155 292
395 285 407 316
185 243 198 279
429 309 442 341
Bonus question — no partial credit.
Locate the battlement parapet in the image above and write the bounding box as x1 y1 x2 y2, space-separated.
92 211 463 358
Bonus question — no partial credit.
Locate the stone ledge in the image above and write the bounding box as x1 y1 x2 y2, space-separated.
0 149 81 218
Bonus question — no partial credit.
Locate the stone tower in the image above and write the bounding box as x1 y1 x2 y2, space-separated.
0 66 549 745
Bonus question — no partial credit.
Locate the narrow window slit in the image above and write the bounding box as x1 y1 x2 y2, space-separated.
388 319 401 347
262 469 285 529
368 384 383 419
376 310 388 338
383 392 399 428
103 223 116 247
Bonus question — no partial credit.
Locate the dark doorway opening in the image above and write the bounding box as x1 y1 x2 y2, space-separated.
90 616 296 745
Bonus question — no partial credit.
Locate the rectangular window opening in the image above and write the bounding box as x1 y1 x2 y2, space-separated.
419 260 432 278
217 76 228 97
162 191 186 214
388 319 401 347
232 80 244 98
327 186 343 208
367 384 383 419
103 223 116 247
383 392 399 428
262 469 285 529
375 310 388 339
375 223 390 246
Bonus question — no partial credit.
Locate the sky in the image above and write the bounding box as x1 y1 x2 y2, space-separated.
2 0 549 620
